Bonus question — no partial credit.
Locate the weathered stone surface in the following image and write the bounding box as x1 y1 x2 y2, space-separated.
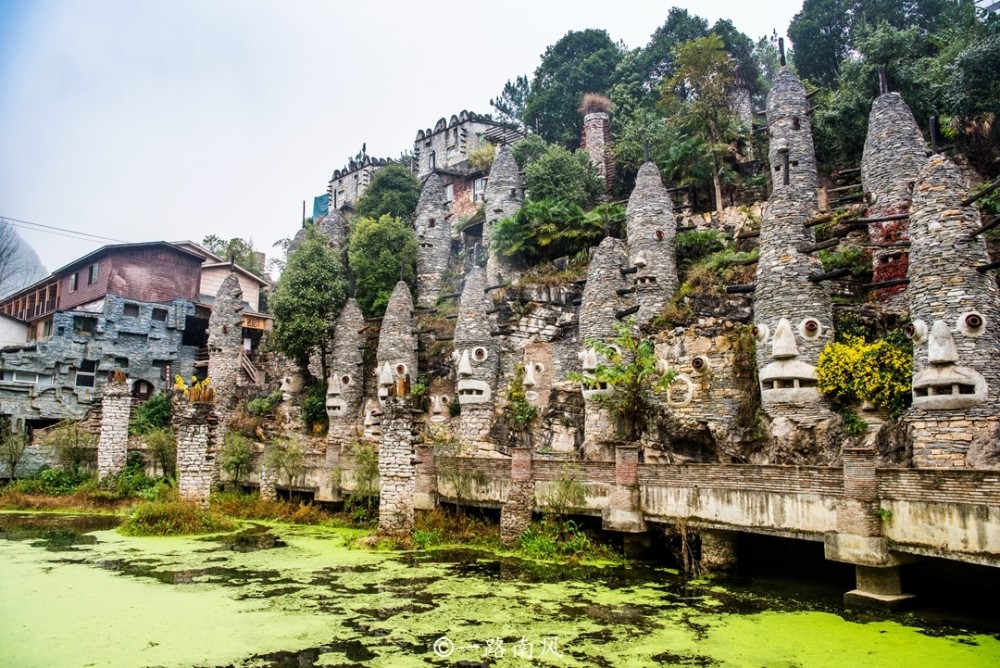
626 162 678 325
378 399 415 534
375 282 418 406
766 67 818 206
97 383 131 479
327 298 365 449
454 267 498 451
905 155 1000 468
207 272 245 429
415 175 452 308
175 402 219 507
581 112 615 191
483 145 523 284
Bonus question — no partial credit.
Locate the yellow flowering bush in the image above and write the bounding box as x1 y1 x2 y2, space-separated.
817 335 912 418
173 375 214 403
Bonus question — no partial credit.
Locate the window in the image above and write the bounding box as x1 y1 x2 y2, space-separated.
73 316 97 336
473 178 488 203
123 303 140 318
427 150 436 171
69 273 79 292
443 183 454 203
152 308 168 322
87 262 99 285
0 370 52 385
41 319 53 338
75 360 97 387
115 357 129 368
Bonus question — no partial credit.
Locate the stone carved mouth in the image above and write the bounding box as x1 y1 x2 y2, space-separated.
912 365 986 410
326 398 346 417
634 276 657 286
759 360 819 404
457 379 491 404
429 415 447 423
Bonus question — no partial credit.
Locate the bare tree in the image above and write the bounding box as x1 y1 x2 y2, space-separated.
0 417 29 480
0 218 46 298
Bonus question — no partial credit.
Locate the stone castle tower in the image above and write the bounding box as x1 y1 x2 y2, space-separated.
414 175 451 308
626 162 678 325
483 145 524 285
905 155 1000 468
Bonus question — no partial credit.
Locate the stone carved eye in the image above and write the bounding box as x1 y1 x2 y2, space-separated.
752 324 769 342
428 218 436 228
691 356 708 373
906 320 927 343
800 318 822 340
395 364 408 376
440 395 450 405
341 375 352 386
473 347 488 361
533 363 545 373
959 312 986 337
655 230 664 241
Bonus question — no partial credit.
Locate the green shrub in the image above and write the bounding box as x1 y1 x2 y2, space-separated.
45 422 96 475
301 383 328 433
118 498 238 536
210 490 327 524
675 230 726 268
8 468 92 496
144 428 176 478
130 392 173 436
817 334 913 418
220 432 254 485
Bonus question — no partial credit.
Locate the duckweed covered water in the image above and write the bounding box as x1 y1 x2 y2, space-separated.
1 512 998 667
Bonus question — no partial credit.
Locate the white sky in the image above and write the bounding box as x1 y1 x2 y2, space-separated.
0 0 803 272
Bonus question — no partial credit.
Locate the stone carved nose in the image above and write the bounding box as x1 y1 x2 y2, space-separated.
928 320 959 365
633 252 648 268
458 350 472 377
378 362 394 386
523 364 537 387
772 318 799 359
327 375 342 395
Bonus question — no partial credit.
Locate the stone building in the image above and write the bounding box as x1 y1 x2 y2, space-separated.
414 175 452 308
453 267 499 453
626 162 679 326
326 155 394 212
483 144 524 285
860 92 927 303
326 298 366 450
904 155 1000 468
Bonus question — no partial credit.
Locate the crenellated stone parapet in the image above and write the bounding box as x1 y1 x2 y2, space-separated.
904 155 1000 468
97 382 131 479
626 162 678 325
453 267 498 452
483 144 523 285
415 175 452 308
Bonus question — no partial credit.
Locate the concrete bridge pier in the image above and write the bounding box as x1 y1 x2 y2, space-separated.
603 444 647 532
699 529 739 575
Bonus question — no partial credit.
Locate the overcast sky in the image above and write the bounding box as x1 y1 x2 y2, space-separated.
0 0 804 273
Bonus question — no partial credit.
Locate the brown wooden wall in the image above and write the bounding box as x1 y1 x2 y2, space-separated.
60 246 202 310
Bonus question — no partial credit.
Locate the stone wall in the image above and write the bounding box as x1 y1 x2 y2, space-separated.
378 399 415 534
175 401 219 506
905 155 1000 468
626 162 678 326
500 447 533 546
766 67 818 206
96 383 131 479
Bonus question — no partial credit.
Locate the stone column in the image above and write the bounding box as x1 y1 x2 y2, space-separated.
581 112 615 192
413 443 438 510
454 267 499 453
207 272 245 428
258 462 277 501
602 444 645 532
97 383 131 479
699 529 739 575
414 175 452 308
500 446 533 547
378 399 415 534
175 402 219 507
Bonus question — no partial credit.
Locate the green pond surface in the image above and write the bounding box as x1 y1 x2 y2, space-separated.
1 512 999 668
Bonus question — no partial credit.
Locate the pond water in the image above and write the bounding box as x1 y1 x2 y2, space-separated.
1 512 999 667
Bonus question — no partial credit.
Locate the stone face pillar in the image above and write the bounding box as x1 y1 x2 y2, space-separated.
603 444 645 532
175 402 219 507
454 267 498 453
625 162 678 326
415 175 452 308
378 399 415 534
483 145 523 285
373 282 418 413
327 298 366 454
413 443 437 510
500 446 533 547
97 383 131 479
699 529 739 575
904 155 1000 468
581 112 615 192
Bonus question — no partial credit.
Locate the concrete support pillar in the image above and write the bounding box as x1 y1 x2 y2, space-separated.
97 383 131 479
378 399 415 535
699 528 739 575
501 446 534 547
175 402 219 508
413 443 438 511
845 565 914 610
603 444 646 532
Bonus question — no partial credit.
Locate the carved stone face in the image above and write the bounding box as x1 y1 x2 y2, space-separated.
757 317 821 405
577 346 618 399
280 371 303 402
325 373 351 420
363 398 383 439
911 317 988 410
376 360 411 406
427 377 455 424
522 343 553 412
453 346 493 405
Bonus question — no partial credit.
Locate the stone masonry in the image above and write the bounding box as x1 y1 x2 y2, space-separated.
415 175 452 308
207 272 245 428
96 381 131 479
626 162 679 326
500 446 533 546
327 298 366 453
579 237 631 450
905 155 1000 468
861 92 927 304
454 267 498 452
766 66 818 207
175 401 219 507
375 282 418 406
581 112 615 192
483 144 524 285
378 398 416 534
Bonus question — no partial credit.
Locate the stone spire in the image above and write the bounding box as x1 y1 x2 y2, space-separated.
453 266 498 452
483 144 523 284
326 298 365 449
289 208 349 254
414 174 451 308
207 273 245 430
861 92 927 303
375 282 418 405
905 155 1000 468
578 237 630 448
626 162 678 325
766 67 818 206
